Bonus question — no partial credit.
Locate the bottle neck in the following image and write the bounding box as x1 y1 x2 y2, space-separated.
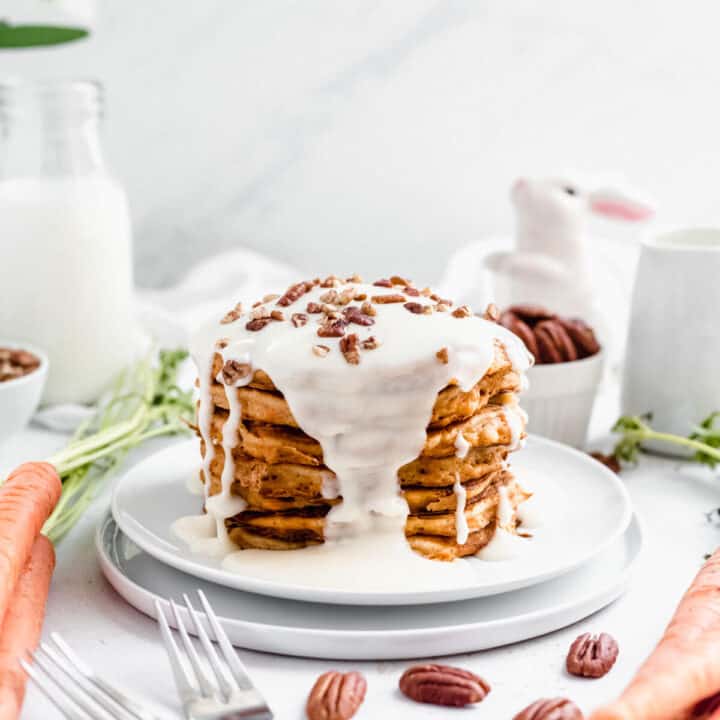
0 80 106 179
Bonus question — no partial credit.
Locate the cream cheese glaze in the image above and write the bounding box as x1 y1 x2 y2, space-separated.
185 278 533 561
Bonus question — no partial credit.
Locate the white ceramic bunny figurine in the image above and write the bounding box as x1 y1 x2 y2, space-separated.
482 177 654 319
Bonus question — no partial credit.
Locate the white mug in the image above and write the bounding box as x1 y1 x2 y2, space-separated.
622 227 720 451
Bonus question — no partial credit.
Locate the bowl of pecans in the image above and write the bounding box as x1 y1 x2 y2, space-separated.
499 305 603 448
0 341 48 444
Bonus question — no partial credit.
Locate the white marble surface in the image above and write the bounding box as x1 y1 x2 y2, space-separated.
4 1 720 287
4 387 720 719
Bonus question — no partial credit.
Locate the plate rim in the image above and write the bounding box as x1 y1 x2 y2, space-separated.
97 512 644 645
111 434 633 605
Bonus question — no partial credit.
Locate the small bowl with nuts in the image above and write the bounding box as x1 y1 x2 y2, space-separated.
499 305 603 448
0 341 48 444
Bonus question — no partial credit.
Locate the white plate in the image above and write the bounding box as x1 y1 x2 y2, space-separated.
111 436 632 605
98 512 643 660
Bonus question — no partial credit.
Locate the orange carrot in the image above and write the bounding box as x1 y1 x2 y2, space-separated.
0 462 61 627
591 548 720 720
0 535 55 720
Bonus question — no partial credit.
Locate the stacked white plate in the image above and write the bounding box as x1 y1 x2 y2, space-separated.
101 436 641 660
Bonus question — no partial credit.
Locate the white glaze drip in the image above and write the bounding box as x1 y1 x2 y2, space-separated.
477 485 525 561
189 281 533 557
454 432 471 459
197 353 216 501
453 473 469 545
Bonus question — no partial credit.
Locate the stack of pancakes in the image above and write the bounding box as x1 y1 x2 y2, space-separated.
200 338 528 561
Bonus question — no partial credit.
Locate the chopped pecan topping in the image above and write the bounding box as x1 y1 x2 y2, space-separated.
322 304 340 318
361 336 380 350
245 318 272 332
346 273 363 283
482 303 500 322
513 698 583 720
404 286 420 297
306 301 323 314
436 347 449 364
220 359 252 386
338 288 357 305
291 313 308 328
270 310 285 321
343 306 375 326
420 287 432 297
373 278 393 287
566 632 618 678
355 292 367 301
319 289 340 304
312 344 330 358
215 337 230 350
399 664 490 707
277 281 312 307
252 301 262 308
372 293 406 304
306 671 367 720
452 305 472 318
317 318 347 337
436 302 451 312
390 275 410 286
220 302 243 324
361 301 376 317
251 306 271 320
320 275 342 288
404 302 425 314
263 293 280 303
339 333 361 364
422 304 433 315
431 293 452 305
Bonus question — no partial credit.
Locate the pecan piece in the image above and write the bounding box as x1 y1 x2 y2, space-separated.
404 302 425 314
307 301 323 314
319 289 340 304
390 274 410 286
514 697 583 720
371 293 406 304
482 303 500 322
245 318 271 332
306 670 366 720
399 664 490 707
270 309 285 321
320 275 342 288
317 318 347 338
566 632 618 678
339 333 360 365
361 336 380 350
451 304 472 318
692 691 720 719
220 302 243 324
404 285 420 297
360 301 376 317
220 359 252 386
343 306 375 326
373 278 393 287
277 281 312 306
313 344 330 358
589 452 621 474
291 313 308 328
436 347 449 364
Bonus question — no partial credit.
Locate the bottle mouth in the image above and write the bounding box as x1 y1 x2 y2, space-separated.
0 78 103 125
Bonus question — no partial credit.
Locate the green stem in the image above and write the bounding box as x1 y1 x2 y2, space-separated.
635 430 720 461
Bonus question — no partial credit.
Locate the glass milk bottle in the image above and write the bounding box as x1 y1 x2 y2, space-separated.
0 80 140 404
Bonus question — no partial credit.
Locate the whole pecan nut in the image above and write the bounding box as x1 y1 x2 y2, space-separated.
306 670 366 720
535 319 578 363
566 632 619 678
399 664 490 707
514 697 584 720
499 311 540 359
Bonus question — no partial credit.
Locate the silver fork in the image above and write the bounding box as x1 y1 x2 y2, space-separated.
155 590 273 720
22 633 157 720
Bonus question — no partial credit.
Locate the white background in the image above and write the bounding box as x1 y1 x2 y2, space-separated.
4 1 720 287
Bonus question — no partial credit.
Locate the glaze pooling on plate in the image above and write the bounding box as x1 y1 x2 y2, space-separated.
187 276 533 564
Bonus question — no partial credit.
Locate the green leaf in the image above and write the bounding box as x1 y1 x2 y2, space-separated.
0 21 89 48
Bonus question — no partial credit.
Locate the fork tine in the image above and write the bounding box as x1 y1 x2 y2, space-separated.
21 658 92 720
154 599 198 708
169 598 216 699
197 590 253 690
182 593 235 700
29 648 117 720
49 633 157 720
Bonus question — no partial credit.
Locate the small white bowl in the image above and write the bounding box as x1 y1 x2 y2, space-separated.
0 341 49 445
523 350 604 449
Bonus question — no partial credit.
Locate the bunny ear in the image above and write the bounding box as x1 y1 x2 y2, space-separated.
588 189 655 222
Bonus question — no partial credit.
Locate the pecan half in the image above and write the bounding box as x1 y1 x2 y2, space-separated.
220 359 251 386
499 311 540 358
339 333 360 365
399 664 490 707
514 697 583 720
558 317 601 357
306 671 366 720
566 632 618 678
535 320 578 363
371 293 406 304
317 318 347 338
